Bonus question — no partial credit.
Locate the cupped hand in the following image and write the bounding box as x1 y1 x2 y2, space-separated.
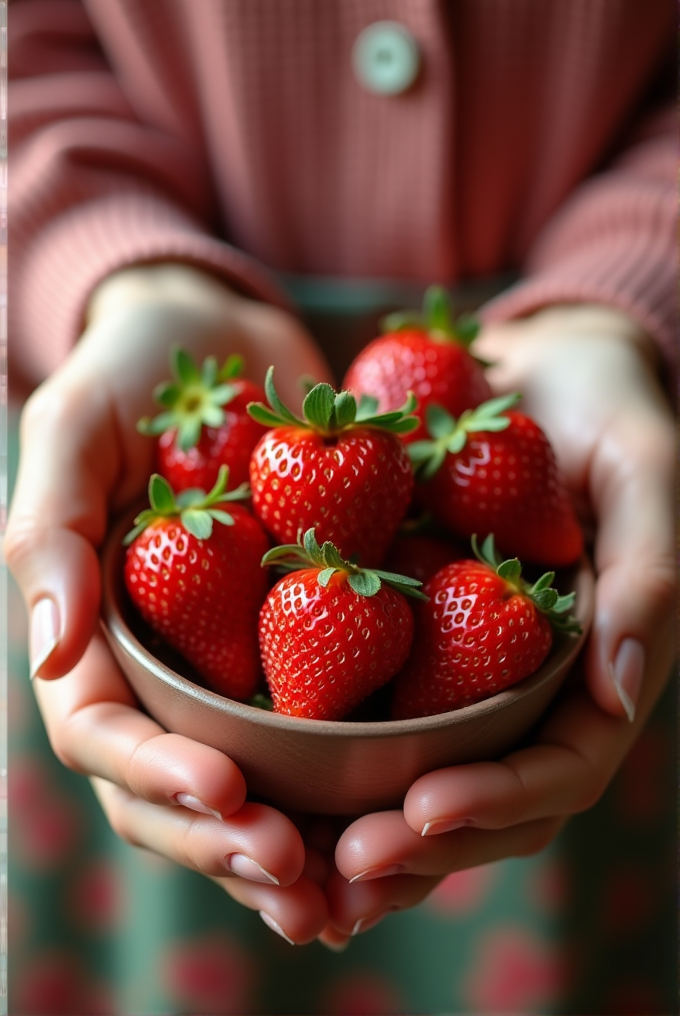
5 262 333 943
325 304 675 941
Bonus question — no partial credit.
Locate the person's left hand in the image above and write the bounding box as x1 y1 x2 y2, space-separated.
320 305 675 946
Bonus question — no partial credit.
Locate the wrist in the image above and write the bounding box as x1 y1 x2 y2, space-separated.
525 303 660 368
86 263 242 326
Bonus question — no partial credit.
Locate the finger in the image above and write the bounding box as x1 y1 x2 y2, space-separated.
93 779 305 886
34 630 248 808
334 809 562 888
585 410 675 720
5 372 136 680
402 677 662 840
326 866 440 937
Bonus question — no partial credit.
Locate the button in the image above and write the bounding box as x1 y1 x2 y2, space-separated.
352 21 421 96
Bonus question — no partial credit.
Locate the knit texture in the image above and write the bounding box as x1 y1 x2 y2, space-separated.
9 0 676 380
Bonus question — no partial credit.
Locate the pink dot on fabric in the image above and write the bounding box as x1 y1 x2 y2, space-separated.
319 972 405 1015
426 865 496 915
162 934 257 1014
463 927 568 1012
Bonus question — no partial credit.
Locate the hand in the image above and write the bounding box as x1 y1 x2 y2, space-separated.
323 305 675 941
5 263 334 943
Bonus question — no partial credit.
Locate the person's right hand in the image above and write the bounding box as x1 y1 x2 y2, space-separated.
5 263 334 944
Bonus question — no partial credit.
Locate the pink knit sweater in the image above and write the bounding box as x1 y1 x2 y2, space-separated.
9 0 676 382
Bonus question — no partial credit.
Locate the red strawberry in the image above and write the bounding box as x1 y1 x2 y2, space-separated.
409 394 584 566
391 535 581 719
247 369 417 566
137 348 268 492
124 467 270 700
259 529 425 720
342 286 492 443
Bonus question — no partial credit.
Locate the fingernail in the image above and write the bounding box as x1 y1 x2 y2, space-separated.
421 817 473 837
172 793 222 821
259 911 296 945
320 938 350 953
225 853 279 885
609 638 644 723
351 906 400 936
29 598 61 678
349 863 406 883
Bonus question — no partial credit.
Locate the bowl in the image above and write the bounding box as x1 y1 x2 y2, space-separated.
100 510 594 815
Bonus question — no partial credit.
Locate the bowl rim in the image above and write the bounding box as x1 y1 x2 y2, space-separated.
101 510 594 740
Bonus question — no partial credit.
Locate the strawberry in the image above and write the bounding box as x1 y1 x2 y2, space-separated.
342 286 492 443
391 535 581 719
409 393 584 566
137 348 268 492
259 529 425 720
123 467 270 700
247 369 418 566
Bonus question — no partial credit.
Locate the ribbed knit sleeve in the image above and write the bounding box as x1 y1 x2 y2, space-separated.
480 105 677 364
9 0 290 383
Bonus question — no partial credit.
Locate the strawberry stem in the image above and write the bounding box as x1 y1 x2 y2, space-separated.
380 285 481 347
408 393 522 480
123 465 250 544
247 367 420 437
472 534 581 634
261 528 428 600
137 346 245 451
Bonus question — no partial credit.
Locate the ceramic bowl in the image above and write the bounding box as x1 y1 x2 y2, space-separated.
100 511 594 816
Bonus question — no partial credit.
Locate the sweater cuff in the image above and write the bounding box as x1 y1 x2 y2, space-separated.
11 191 293 381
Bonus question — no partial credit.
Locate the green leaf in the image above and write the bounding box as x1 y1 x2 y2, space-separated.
122 510 157 546
201 404 226 429
380 310 423 334
474 392 522 419
317 567 337 587
333 390 358 429
466 416 511 434
355 394 380 419
176 487 209 508
454 314 480 347
424 285 452 335
348 571 381 596
208 508 235 526
497 558 522 585
218 353 244 380
136 413 176 437
446 429 468 455
148 474 176 514
173 347 201 385
249 692 274 711
176 414 203 452
264 366 302 425
211 383 241 406
201 355 218 389
180 509 213 540
302 383 336 431
152 382 182 408
531 571 556 593
425 403 455 440
247 403 288 428
532 588 558 611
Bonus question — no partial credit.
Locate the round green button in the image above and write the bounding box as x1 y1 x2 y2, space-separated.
352 21 421 96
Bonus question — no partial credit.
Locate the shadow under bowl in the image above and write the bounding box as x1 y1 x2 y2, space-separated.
101 512 594 815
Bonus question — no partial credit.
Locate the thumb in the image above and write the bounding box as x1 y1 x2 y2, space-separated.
5 377 126 679
584 416 675 723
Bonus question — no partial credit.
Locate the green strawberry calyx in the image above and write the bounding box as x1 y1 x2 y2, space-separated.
408 392 522 480
472 534 582 635
137 347 247 451
123 465 250 545
247 367 420 437
261 528 429 601
380 285 481 348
